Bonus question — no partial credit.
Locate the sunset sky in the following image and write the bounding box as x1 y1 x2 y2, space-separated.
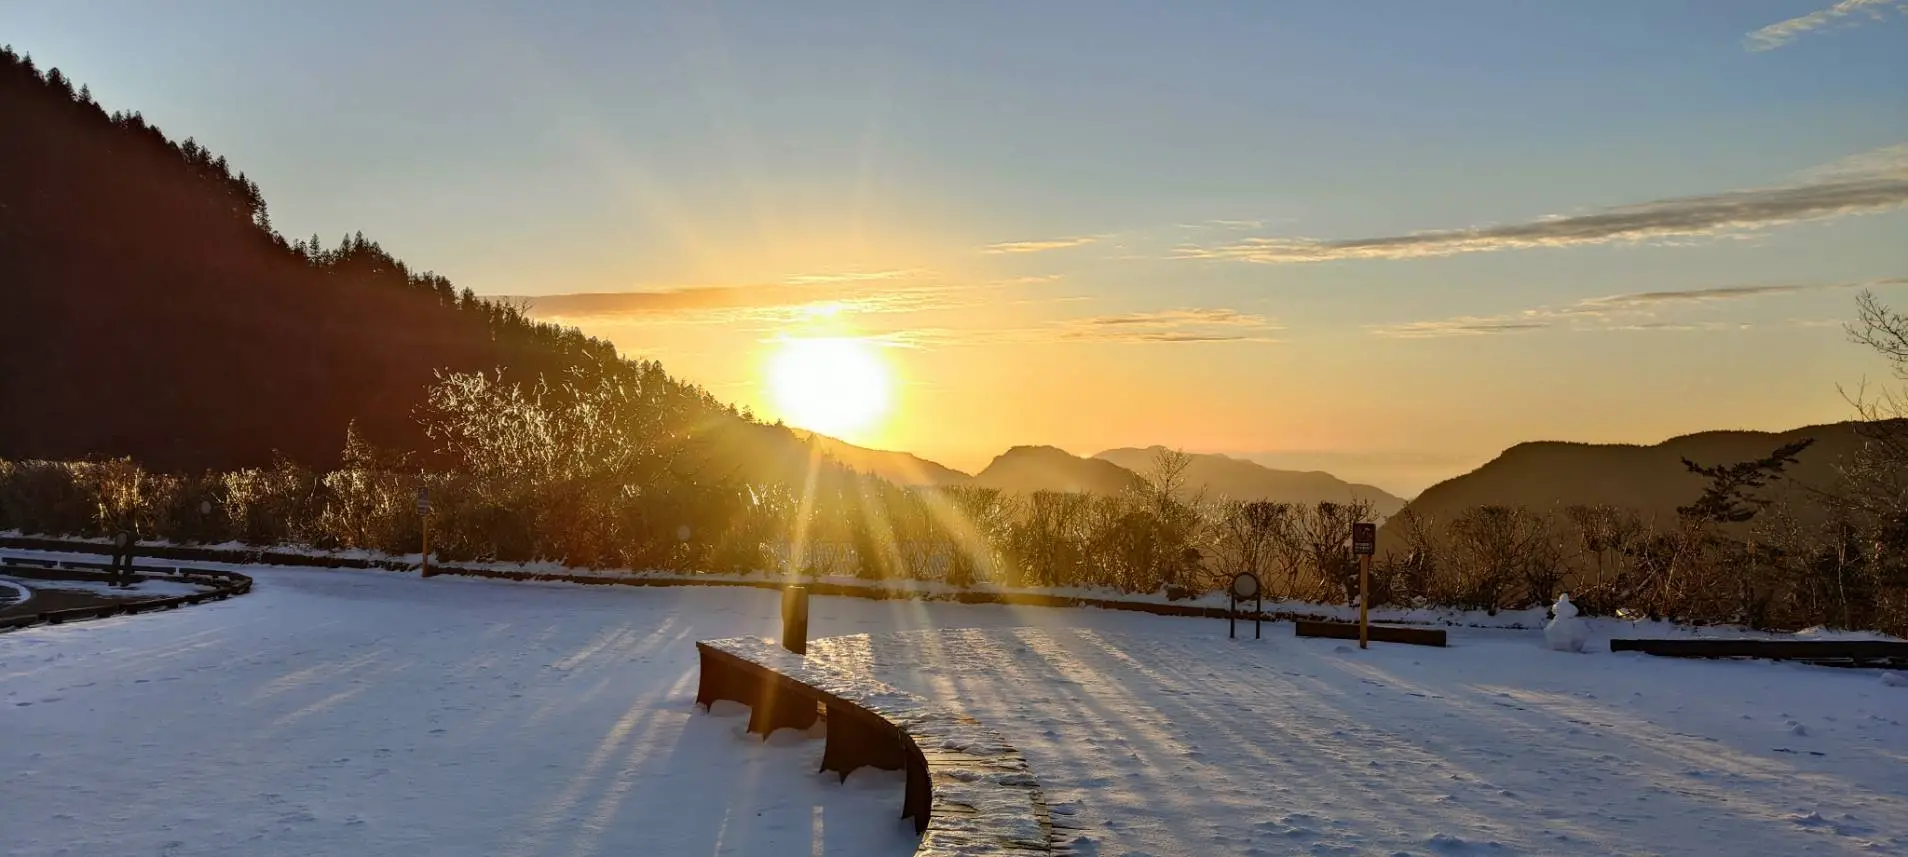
8 1 1906 494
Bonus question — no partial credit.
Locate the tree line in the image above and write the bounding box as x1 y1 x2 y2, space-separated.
4 292 1903 637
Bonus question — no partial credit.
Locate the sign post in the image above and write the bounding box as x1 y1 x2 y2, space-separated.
416 487 432 578
1352 522 1376 650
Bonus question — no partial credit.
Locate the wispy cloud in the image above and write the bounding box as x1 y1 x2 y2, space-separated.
1369 277 1906 338
1059 308 1280 342
1373 316 1554 339
1180 144 1908 265
982 236 1101 254
1174 219 1268 231
1746 0 1901 51
511 271 965 324
1563 280 1895 313
781 269 916 285
876 306 1281 347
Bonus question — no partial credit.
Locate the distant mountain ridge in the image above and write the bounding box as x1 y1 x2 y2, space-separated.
1093 446 1409 516
832 442 1413 512
789 432 972 486
1376 420 1885 554
973 446 1145 495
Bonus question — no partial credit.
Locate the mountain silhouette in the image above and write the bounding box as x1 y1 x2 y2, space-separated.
1093 446 1408 515
788 432 972 486
974 446 1146 495
1376 420 1883 554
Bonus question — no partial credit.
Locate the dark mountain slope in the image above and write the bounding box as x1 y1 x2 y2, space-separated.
1093 446 1408 516
1376 420 1883 553
974 446 1145 495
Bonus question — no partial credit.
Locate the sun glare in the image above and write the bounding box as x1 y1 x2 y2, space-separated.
767 337 892 439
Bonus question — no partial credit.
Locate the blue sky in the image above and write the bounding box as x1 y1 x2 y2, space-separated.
6 1 1905 493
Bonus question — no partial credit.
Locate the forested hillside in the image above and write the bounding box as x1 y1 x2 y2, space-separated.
1375 420 1878 555
0 45 708 470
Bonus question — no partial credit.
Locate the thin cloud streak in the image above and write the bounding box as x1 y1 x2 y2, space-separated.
782 269 916 284
1076 308 1265 327
1369 277 1906 338
878 306 1281 347
1181 144 1908 264
512 280 962 324
1565 278 1903 313
1746 0 1899 51
982 236 1100 254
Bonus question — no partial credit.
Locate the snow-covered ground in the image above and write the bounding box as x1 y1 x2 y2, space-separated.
2 574 211 600
2 563 1903 857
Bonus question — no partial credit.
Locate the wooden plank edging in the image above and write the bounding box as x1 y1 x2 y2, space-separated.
1610 637 1907 668
1294 619 1449 647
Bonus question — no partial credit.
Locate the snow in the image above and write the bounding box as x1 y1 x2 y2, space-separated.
2 575 211 599
1 560 1905 857
0 578 31 607
803 634 1908 856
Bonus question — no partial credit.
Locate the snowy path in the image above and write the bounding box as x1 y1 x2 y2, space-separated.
2 565 1904 856
813 629 1908 856
1 569 956 857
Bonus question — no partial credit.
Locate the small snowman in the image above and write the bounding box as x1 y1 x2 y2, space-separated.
1545 593 1589 653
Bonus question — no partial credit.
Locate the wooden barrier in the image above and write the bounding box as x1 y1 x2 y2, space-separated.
697 637 1059 854
1295 619 1448 648
1610 638 1907 668
0 562 252 634
3 536 1513 634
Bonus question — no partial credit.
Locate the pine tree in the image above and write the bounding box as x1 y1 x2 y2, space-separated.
1678 438 1817 525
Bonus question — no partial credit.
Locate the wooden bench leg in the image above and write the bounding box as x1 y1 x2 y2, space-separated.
819 703 907 781
746 679 819 739
696 648 751 711
902 747 931 833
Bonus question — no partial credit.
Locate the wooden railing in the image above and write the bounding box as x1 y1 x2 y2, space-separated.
0 554 252 632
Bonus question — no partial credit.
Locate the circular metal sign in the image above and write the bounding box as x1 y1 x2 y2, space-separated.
1230 572 1261 600
114 531 133 549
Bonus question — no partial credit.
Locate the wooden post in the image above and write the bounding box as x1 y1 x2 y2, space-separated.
417 486 433 578
1358 554 1370 650
782 585 809 655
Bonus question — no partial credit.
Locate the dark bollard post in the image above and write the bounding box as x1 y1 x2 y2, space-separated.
781 584 809 655
110 530 136 589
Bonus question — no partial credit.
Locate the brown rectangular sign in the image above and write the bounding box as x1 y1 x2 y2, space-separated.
1351 522 1376 556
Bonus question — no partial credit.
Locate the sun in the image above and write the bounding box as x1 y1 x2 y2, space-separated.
766 337 893 439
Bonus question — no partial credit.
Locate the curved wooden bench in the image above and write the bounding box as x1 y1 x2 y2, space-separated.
696 637 1058 855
